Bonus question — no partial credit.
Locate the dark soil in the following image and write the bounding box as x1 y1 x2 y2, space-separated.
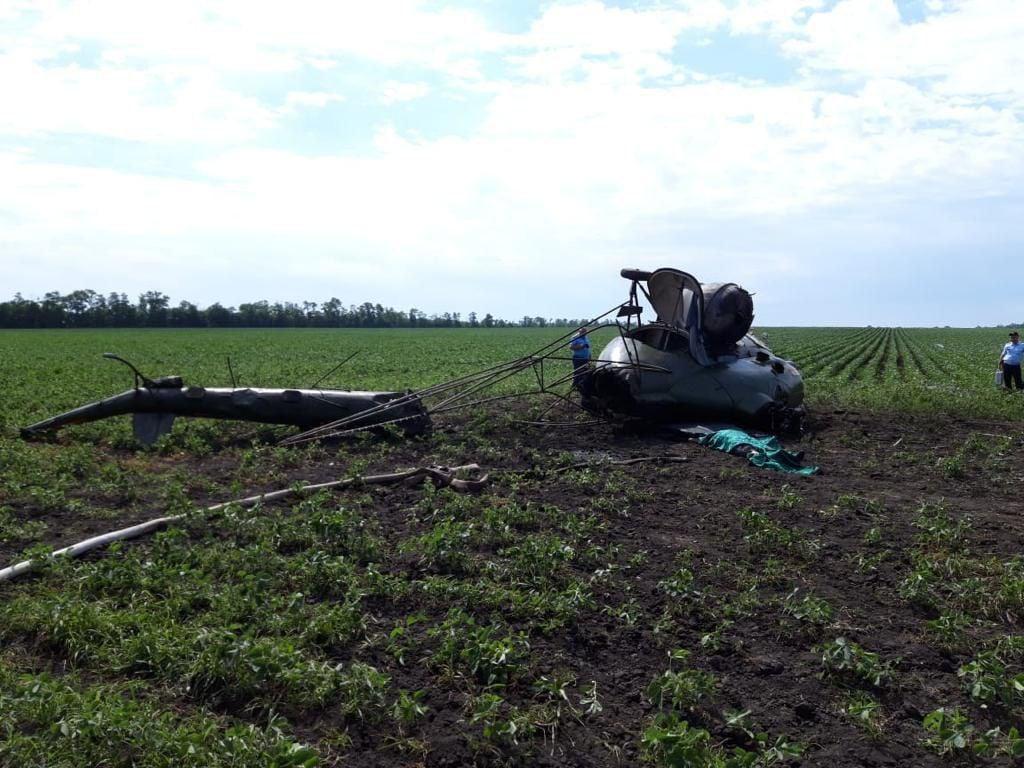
6 407 1024 767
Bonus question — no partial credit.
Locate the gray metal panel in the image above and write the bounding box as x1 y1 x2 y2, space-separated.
133 412 176 445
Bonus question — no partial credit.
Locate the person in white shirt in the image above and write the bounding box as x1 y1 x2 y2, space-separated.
998 331 1024 390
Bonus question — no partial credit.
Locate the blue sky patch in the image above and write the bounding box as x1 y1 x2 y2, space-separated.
38 39 105 69
673 31 795 83
7 134 210 181
894 0 932 24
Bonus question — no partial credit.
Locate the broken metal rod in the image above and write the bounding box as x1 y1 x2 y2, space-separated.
310 350 360 390
0 464 487 584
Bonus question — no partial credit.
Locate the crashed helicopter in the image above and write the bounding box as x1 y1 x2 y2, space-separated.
20 267 805 446
585 268 805 432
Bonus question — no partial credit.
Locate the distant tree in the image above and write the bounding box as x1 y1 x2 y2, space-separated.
321 297 342 326
302 301 319 326
40 292 66 327
170 300 201 327
85 292 108 326
238 301 270 327
0 289 516 329
204 303 233 327
63 289 95 326
107 293 136 326
139 291 170 327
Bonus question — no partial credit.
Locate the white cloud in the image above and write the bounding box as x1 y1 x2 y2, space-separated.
726 0 827 35
0 1 501 144
787 0 1024 102
527 1 704 55
0 55 275 143
283 90 345 110
379 81 431 104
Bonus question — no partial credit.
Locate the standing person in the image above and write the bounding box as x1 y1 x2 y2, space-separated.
998 331 1024 391
569 327 591 392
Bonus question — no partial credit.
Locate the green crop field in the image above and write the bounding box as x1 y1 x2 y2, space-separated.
761 327 1016 419
3 327 1024 767
0 326 1017 433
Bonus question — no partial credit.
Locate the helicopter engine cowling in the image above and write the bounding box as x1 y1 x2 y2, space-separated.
701 283 753 351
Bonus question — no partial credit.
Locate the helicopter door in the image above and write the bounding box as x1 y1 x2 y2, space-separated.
647 269 709 366
648 269 702 329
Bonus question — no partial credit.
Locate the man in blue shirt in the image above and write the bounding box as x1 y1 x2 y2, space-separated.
999 331 1024 390
569 327 591 392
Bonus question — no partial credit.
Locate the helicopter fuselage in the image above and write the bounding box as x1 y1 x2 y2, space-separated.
590 324 804 429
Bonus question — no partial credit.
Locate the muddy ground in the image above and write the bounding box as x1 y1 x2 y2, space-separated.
4 406 1024 767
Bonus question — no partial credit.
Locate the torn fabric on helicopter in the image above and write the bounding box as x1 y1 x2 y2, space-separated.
698 429 820 476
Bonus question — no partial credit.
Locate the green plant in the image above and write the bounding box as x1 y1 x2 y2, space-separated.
774 484 802 511
641 715 721 767
737 508 819 560
957 650 1024 705
468 692 534 748
924 612 971 652
0 506 48 544
659 565 703 602
936 454 966 479
921 707 1024 758
641 713 802 768
646 650 716 713
391 689 428 730
818 637 895 688
913 501 971 551
338 662 390 721
921 707 974 755
974 726 1024 759
781 589 833 629
430 610 529 686
0 670 320 767
842 693 883 737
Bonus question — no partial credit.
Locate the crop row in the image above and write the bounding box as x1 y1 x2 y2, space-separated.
761 327 1020 418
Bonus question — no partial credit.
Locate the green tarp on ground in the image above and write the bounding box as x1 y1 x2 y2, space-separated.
698 429 819 476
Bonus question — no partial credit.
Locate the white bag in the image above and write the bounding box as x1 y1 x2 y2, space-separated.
996 369 1004 387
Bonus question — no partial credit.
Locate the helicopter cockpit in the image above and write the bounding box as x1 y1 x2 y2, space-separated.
617 268 756 363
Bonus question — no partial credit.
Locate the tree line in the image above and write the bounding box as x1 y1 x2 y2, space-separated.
0 290 593 330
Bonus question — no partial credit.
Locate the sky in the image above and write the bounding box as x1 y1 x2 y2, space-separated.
0 0 1021 326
